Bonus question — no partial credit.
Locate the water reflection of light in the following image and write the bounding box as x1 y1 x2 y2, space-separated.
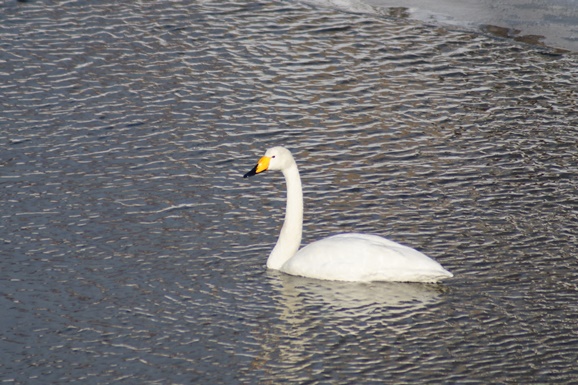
271 271 445 334
252 270 447 379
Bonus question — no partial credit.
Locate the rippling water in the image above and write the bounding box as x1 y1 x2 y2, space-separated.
2 0 578 383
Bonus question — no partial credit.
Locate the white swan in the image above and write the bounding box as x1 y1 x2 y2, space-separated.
243 146 453 283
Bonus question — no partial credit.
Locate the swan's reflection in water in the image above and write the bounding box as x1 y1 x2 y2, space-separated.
252 271 449 380
269 271 447 334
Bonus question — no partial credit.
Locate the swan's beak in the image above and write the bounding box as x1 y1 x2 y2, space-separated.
243 156 270 178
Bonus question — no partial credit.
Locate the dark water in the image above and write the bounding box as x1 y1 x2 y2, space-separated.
1 0 578 384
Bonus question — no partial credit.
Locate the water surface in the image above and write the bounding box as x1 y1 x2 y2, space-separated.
314 0 578 51
1 0 578 383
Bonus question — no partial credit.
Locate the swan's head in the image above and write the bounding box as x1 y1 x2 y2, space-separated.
243 146 295 178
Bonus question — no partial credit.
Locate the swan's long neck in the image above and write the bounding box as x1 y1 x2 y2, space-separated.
267 162 303 269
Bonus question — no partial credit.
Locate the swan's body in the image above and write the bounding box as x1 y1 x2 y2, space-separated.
243 146 453 283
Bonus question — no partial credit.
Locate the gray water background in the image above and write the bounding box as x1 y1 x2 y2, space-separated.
1 0 578 384
361 0 578 52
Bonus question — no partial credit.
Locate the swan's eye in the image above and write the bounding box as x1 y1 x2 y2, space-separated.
272 155 276 158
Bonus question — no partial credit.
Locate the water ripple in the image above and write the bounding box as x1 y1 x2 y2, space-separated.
1 0 578 384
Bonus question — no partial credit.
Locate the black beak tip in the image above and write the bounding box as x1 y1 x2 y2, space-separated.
243 165 258 178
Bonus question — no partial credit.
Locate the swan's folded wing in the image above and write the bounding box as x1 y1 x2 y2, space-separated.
281 233 452 283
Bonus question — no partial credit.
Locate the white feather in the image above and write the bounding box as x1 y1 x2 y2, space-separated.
245 146 453 283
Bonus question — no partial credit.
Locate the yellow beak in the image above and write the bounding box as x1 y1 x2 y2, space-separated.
243 156 270 178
